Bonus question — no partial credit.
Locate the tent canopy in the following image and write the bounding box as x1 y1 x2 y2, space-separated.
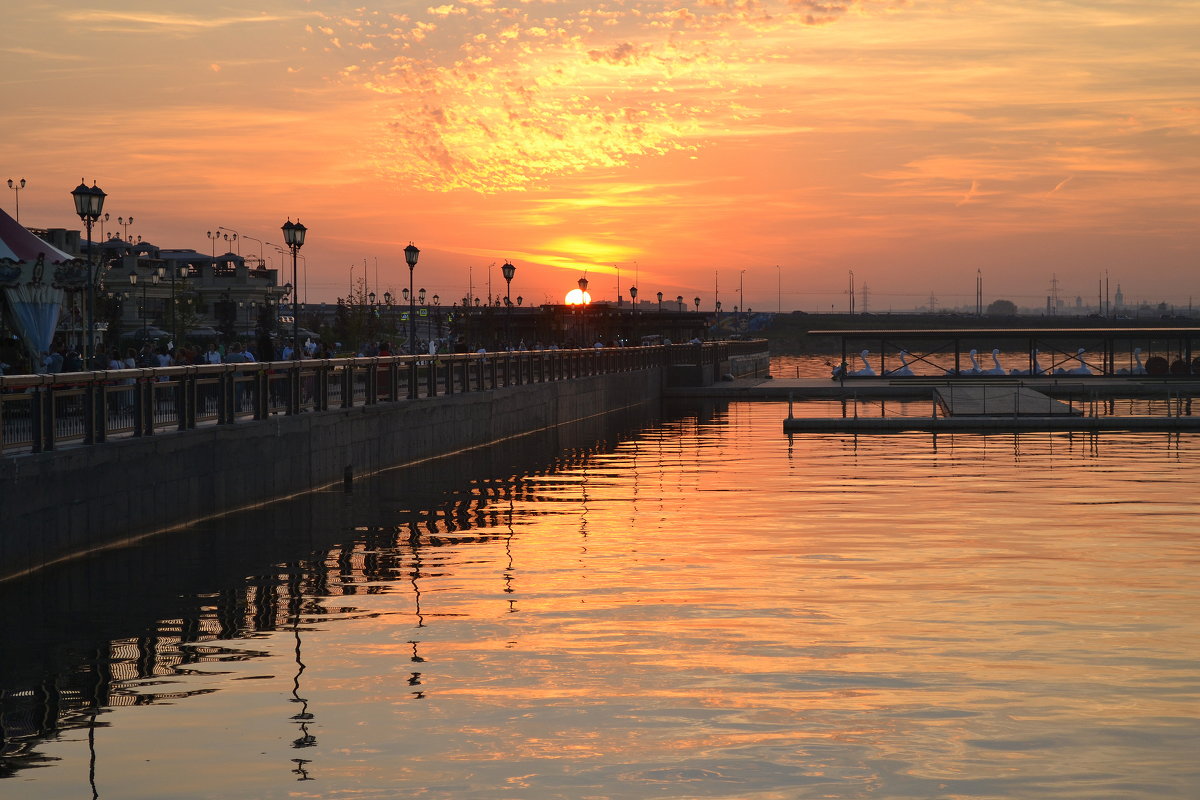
0 208 76 264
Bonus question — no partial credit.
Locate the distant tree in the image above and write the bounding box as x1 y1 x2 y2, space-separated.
986 299 1017 316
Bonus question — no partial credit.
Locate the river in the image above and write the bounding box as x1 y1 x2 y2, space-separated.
1 390 1197 799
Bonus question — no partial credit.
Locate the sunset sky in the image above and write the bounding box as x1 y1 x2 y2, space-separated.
3 0 1198 312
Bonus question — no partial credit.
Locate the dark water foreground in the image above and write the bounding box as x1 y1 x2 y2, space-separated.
2 400 1198 799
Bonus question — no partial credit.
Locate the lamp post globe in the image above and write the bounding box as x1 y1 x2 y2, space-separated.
281 219 307 359
71 180 107 363
404 243 420 354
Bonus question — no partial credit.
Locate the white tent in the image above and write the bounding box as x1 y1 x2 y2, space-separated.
0 207 85 366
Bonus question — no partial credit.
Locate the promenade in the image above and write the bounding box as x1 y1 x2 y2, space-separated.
0 341 769 581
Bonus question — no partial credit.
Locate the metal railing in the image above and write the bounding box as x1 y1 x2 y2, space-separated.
0 342 763 455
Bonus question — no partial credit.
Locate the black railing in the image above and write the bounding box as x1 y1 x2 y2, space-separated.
0 342 764 455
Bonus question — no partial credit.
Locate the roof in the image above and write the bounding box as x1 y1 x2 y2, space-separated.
0 207 76 263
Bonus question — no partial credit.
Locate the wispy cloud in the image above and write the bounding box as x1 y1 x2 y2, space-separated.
309 0 877 192
0 47 88 61
63 10 298 33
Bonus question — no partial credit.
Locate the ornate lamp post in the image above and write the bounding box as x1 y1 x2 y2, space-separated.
71 179 107 364
404 243 420 354
501 261 516 347
7 178 25 223
128 267 159 340
694 296 701 311
205 229 221 256
676 295 683 312
657 291 663 311
629 285 638 342
281 219 307 359
169 266 187 345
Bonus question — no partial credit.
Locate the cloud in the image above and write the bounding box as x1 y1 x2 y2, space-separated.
309 0 873 191
0 47 88 61
62 10 297 33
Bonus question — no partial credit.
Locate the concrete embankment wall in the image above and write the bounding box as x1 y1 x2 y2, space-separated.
1 368 662 582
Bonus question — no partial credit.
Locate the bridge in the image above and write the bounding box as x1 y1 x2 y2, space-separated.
0 341 770 581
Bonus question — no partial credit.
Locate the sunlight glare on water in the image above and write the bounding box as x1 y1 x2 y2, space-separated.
3 402 1198 799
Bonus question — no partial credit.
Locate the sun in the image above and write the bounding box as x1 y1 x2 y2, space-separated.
565 289 592 305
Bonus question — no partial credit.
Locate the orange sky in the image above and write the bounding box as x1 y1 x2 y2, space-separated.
3 1 1198 312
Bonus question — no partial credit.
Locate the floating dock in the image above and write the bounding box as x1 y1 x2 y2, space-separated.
781 381 1200 433
662 375 1200 433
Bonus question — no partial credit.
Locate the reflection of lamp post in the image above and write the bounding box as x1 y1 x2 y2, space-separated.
501 261 515 347
282 219 307 359
7 178 25 223
72 179 107 364
404 243 420 354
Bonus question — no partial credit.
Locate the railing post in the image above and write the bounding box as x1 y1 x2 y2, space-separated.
366 359 379 405
426 358 436 397
31 385 48 452
343 363 355 408
95 380 110 443
141 376 156 436
82 378 97 445
254 368 268 420
217 369 230 424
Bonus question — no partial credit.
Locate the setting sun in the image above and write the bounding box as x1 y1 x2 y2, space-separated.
564 288 592 306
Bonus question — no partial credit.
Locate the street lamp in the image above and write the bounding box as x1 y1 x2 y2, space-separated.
281 219 307 359
657 291 663 311
218 226 240 255
501 261 516 347
169 265 187 344
206 229 221 257
404 243 420 354
128 267 159 340
694 296 701 312
676 295 683 312
7 178 25 223
71 179 107 364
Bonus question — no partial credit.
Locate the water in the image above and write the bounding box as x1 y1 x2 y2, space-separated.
2 399 1198 799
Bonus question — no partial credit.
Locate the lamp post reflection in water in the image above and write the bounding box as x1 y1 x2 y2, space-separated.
407 522 427 698
289 614 316 779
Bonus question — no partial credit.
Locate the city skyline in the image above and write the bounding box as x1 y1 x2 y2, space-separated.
3 0 1197 312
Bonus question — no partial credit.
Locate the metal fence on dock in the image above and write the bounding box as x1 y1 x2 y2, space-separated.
0 340 765 455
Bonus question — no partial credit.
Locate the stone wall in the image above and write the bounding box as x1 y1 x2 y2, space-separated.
0 368 662 582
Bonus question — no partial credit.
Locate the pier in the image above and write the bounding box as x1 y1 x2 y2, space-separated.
0 341 769 581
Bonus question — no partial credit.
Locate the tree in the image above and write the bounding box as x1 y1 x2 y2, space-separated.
986 299 1017 316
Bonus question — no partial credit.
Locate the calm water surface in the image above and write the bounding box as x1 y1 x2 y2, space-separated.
2 401 1198 799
